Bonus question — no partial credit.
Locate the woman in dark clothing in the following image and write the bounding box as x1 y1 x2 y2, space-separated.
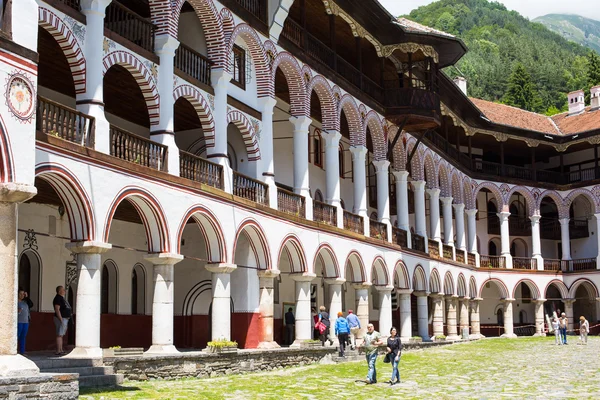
386 326 402 385
318 306 333 346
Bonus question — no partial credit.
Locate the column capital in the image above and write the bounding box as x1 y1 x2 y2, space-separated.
563 298 576 305
533 298 547 304
349 145 368 159
257 97 277 113
502 298 516 303
411 180 426 191
0 183 37 203
291 272 316 282
257 269 281 279
440 196 453 205
352 282 372 290
426 187 441 197
321 130 342 147
559 217 570 226
413 290 430 297
289 115 312 132
392 170 409 181
66 241 112 254
154 35 180 56
452 203 465 212
396 288 413 295
206 262 237 274
529 214 541 223
144 252 184 265
470 297 483 302
324 277 346 286
465 209 478 217
444 294 459 300
498 211 511 221
211 69 232 88
372 160 390 172
375 285 394 293
80 0 111 15
430 292 445 299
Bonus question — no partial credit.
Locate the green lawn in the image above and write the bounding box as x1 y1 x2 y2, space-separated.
81 337 600 399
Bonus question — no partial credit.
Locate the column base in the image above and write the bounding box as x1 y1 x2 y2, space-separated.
290 339 312 348
446 334 461 341
533 332 546 337
469 333 485 340
500 333 517 338
64 347 103 358
0 355 39 377
257 341 281 349
145 344 179 354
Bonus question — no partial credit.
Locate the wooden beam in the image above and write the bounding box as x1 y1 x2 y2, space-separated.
407 129 430 168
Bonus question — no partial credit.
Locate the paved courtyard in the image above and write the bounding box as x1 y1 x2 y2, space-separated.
81 337 600 399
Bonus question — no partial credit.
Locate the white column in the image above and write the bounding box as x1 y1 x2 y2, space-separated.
354 283 371 340
145 253 184 354
501 299 516 338
206 263 237 342
397 289 413 342
445 295 460 340
441 197 454 246
427 188 441 242
257 270 280 348
465 209 478 253
350 146 369 236
290 116 313 220
595 214 600 269
78 0 112 154
325 278 345 344
564 299 575 331
454 203 466 250
415 291 430 341
151 35 180 175
412 180 427 241
65 241 112 358
530 214 543 270
498 211 513 268
209 70 233 193
431 294 444 338
393 171 411 245
469 298 483 339
322 131 343 228
459 298 469 337
559 217 571 261
533 299 546 337
291 273 316 346
376 286 393 337
373 160 392 241
257 98 278 209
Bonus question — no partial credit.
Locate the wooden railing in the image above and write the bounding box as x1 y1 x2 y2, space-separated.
442 244 453 260
392 227 408 248
58 0 81 11
234 0 267 23
281 18 303 47
104 1 156 52
428 239 440 259
467 253 476 267
544 259 561 271
480 255 505 269
313 200 337 227
563 258 597 272
233 171 268 205
385 88 441 115
343 211 363 234
337 55 361 88
109 125 166 171
179 150 223 189
412 234 426 253
174 44 212 86
513 257 536 270
456 251 465 264
37 96 95 147
304 32 334 69
369 219 388 241
277 188 305 218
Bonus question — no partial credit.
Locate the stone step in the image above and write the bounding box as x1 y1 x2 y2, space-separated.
33 357 103 370
42 366 114 376
79 374 124 388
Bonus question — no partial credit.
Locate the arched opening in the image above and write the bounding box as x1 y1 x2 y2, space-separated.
479 279 508 337
572 281 598 328
508 192 531 238
513 281 538 336
545 282 566 319
18 250 41 311
131 263 146 315
101 261 118 315
104 63 150 135
567 194 593 262
177 1 209 58
510 238 528 257
488 238 500 256
539 196 561 261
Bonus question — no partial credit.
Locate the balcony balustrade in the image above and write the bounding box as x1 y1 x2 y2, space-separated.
179 150 223 190
456 251 465 264
233 171 268 205
58 0 80 11
313 200 337 227
392 227 408 248
104 1 156 52
232 0 267 23
428 239 440 259
174 44 212 86
343 211 363 235
412 234 426 253
480 255 505 269
512 257 536 270
543 259 561 271
562 258 597 272
37 96 95 147
277 188 306 218
369 219 388 241
442 244 453 260
467 252 476 267
109 125 167 171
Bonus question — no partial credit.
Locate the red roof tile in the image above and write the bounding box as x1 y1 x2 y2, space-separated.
551 107 600 135
396 18 455 38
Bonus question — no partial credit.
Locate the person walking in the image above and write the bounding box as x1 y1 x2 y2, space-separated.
386 327 402 385
551 317 561 345
311 307 319 340
579 316 589 345
346 309 361 350
17 289 34 355
559 312 568 345
52 286 71 355
318 306 333 346
362 323 383 384
334 311 350 357
285 307 295 346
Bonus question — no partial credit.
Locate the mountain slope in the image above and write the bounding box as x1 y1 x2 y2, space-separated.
403 0 594 113
534 14 600 54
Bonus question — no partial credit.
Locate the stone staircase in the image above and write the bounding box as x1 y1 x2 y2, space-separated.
34 356 124 388
331 348 364 363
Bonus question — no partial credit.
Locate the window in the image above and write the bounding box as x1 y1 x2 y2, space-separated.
232 45 246 89
313 129 323 167
339 144 344 178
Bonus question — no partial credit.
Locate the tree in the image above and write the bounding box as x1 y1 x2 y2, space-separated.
503 63 543 112
588 51 600 87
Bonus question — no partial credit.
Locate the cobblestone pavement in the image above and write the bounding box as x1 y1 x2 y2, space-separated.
81 337 600 399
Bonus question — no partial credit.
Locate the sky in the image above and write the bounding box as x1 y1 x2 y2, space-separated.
379 0 600 21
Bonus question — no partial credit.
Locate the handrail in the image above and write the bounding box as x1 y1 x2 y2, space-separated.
480 255 505 269
369 219 388 241
562 258 597 272
179 150 223 189
411 234 426 253
543 258 561 271
109 125 167 171
233 0 267 23
343 211 363 234
467 252 476 267
174 43 212 86
313 200 337 227
428 239 440 259
513 257 536 270
442 244 453 260
104 1 156 52
392 227 408 248
233 171 268 205
277 187 306 218
37 96 95 147
58 0 81 11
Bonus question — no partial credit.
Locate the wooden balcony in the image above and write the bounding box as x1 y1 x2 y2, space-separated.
480 255 505 269
104 2 156 53
428 239 440 259
232 0 267 23
343 211 363 234
313 200 337 227
57 0 80 11
277 188 305 218
392 227 408 248
456 251 465 264
543 259 561 271
442 244 453 260
109 125 166 171
513 257 536 270
412 234 426 253
467 252 476 267
174 44 212 87
369 219 388 241
37 96 95 147
562 258 597 272
385 87 441 130
233 171 268 205
540 219 589 240
179 150 223 190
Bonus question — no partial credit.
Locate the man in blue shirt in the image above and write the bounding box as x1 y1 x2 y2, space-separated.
346 309 361 350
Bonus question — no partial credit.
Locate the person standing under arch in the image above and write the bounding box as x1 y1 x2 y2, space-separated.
17 289 33 354
53 286 71 355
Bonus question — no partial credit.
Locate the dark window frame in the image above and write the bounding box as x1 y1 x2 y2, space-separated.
232 44 246 89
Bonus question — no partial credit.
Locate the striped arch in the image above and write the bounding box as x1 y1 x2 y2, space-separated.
364 110 387 161
437 161 451 197
393 260 410 289
148 0 171 35
443 271 455 295
233 219 271 270
313 243 340 278
412 264 427 291
406 138 424 181
429 268 442 294
0 114 14 183
388 125 406 171
104 187 170 253
271 52 307 117
344 251 366 283
226 24 272 98
505 186 536 216
568 278 599 299
307 75 339 132
38 7 86 94
513 279 541 300
565 188 599 214
468 276 477 298
371 256 389 286
220 8 235 44
102 51 160 126
537 190 567 218
478 278 509 299
176 205 226 262
457 273 467 297
35 164 95 241
544 279 568 299
339 94 363 147
473 182 505 211
173 85 215 148
463 176 475 209
277 234 307 273
227 110 261 161
422 150 437 188
451 170 463 204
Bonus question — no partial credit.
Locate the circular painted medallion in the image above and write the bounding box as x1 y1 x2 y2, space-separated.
6 74 35 120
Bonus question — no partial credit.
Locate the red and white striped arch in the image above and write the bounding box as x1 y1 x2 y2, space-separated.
364 110 386 161
344 250 366 283
271 52 308 117
313 243 340 278
371 256 389 286
393 260 410 289
176 205 226 262
173 84 215 148
278 234 308 273
306 75 339 132
338 94 363 147
232 218 271 270
227 109 261 161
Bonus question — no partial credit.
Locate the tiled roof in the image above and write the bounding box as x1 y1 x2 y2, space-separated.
551 107 600 135
396 18 455 38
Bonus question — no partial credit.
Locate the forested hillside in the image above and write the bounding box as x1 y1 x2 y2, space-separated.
534 14 600 54
403 0 600 114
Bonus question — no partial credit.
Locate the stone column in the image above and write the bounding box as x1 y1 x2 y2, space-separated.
145 253 184 354
376 286 394 337
322 131 343 228
441 197 454 246
498 211 513 268
529 214 544 270
533 299 546 337
397 289 413 342
454 203 466 251
373 161 392 241
152 35 180 175
257 270 280 348
350 146 369 236
354 283 371 340
501 299 517 338
65 241 112 358
412 181 428 251
445 295 460 340
415 291 430 341
469 298 483 339
291 273 316 346
291 116 313 220
325 278 345 343
393 171 411 246
0 184 39 376
559 217 571 261
564 298 575 331
427 188 441 242
257 98 278 209
459 297 469 337
206 263 237 342
431 294 444 338
209 70 233 193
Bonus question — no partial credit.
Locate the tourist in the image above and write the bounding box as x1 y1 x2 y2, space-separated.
53 286 71 355
559 312 568 345
285 307 295 346
551 317 561 345
334 311 350 357
346 309 361 350
311 307 319 339
17 289 34 354
579 316 589 345
318 306 333 346
362 323 383 384
386 327 402 385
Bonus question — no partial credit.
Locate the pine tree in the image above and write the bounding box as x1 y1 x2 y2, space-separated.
588 51 600 87
503 63 543 112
